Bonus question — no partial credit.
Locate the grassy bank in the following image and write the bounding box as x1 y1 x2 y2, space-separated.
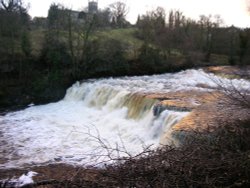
0 27 196 110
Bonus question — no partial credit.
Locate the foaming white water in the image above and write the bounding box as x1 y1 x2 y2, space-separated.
64 69 250 95
0 69 249 168
0 100 186 168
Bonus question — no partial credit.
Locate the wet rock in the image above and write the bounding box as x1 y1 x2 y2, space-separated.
65 155 74 159
153 103 167 116
54 157 62 162
153 103 190 117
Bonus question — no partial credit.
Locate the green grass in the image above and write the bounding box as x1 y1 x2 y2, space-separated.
210 54 230 65
96 28 143 48
95 28 144 59
29 27 144 58
30 29 46 56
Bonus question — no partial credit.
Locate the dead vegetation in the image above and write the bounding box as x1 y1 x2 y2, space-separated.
1 70 250 188
8 118 247 188
44 79 250 187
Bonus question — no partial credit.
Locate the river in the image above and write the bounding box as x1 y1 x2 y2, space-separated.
0 69 249 169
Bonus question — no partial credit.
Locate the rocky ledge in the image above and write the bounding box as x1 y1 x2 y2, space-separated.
0 66 249 184
147 66 250 145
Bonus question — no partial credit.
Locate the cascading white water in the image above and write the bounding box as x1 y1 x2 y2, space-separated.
0 69 249 169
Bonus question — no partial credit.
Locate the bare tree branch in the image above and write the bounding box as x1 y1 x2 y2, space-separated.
109 1 129 27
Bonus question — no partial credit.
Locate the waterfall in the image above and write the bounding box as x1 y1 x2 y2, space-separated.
0 80 187 168
1 69 249 168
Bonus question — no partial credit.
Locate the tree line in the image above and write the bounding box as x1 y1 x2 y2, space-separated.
0 0 250 107
136 8 250 66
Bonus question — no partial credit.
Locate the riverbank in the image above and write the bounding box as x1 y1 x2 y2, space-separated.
1 117 249 187
1 65 248 113
0 66 249 187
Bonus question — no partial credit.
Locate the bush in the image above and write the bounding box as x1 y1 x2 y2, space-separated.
84 38 129 76
40 32 71 70
19 117 249 188
137 43 167 73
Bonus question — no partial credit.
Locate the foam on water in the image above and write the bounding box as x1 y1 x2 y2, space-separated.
0 171 38 187
0 69 249 168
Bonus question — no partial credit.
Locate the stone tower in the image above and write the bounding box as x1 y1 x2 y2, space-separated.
88 0 98 14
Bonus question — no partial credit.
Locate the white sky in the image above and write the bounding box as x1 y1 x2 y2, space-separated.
24 0 250 27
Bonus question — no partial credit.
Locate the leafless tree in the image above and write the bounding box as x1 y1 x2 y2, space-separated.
0 0 23 12
214 72 250 109
109 1 129 28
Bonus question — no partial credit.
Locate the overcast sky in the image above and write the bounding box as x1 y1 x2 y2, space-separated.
24 0 250 27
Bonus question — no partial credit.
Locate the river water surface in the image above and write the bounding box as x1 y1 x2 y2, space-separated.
0 69 249 168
